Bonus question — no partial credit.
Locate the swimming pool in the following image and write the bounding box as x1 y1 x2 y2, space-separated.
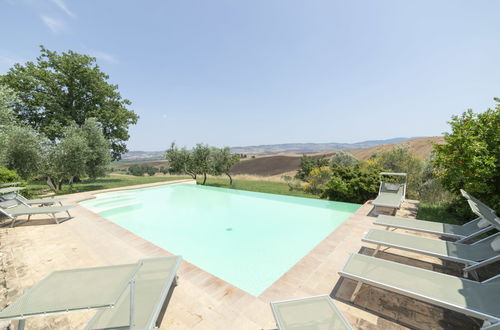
80 183 360 296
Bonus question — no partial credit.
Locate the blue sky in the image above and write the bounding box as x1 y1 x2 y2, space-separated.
2 1 500 151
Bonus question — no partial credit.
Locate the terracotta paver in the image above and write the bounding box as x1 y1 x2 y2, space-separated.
0 181 484 329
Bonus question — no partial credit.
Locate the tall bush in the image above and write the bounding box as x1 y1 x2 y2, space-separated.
321 164 380 204
369 146 424 199
433 106 500 213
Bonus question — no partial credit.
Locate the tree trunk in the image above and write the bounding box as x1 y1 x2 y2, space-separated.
202 173 207 185
58 179 64 191
46 177 57 192
226 172 233 185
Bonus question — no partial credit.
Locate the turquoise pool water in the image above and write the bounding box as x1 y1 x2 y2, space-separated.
80 183 360 296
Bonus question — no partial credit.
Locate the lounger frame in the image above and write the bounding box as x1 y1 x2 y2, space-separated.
270 295 352 330
339 256 500 329
363 230 500 279
374 216 493 243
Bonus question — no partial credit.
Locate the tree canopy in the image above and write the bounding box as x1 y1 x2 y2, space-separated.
165 143 240 184
433 105 500 212
1 46 138 160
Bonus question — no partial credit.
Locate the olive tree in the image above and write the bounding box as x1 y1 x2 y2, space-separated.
0 125 45 180
211 147 240 185
165 142 197 179
330 151 358 167
0 84 45 179
81 118 111 179
45 125 90 191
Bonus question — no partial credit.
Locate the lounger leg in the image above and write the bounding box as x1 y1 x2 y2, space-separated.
10 216 17 228
350 281 363 302
18 319 25 330
464 269 479 281
482 320 499 329
52 213 59 224
373 244 381 256
66 210 71 218
130 277 136 329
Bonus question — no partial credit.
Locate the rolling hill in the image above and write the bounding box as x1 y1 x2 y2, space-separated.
117 136 444 177
120 137 419 161
229 136 444 176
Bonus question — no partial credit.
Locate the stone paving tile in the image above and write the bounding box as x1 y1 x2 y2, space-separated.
0 182 487 329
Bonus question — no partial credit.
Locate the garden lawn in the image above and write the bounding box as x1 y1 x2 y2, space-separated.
416 202 461 225
199 177 319 199
27 174 190 195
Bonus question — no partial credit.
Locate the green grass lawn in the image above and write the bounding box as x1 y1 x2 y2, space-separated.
198 177 319 199
27 174 190 195
416 202 460 224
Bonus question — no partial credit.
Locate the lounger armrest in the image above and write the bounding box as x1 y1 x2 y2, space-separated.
464 255 500 274
457 225 494 243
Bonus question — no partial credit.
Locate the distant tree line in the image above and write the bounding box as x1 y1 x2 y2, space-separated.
165 143 240 185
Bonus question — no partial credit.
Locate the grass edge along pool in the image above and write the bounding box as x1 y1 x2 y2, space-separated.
80 183 360 296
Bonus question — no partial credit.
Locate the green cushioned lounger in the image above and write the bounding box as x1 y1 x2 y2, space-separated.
371 183 405 209
363 229 500 278
270 295 352 330
85 256 182 330
0 201 74 227
0 256 182 330
374 214 493 243
371 172 407 212
339 253 500 329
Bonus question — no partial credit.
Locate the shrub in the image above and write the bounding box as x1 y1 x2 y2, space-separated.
0 166 19 184
296 155 329 180
146 166 158 176
369 146 424 199
321 164 380 204
303 166 332 195
128 164 158 176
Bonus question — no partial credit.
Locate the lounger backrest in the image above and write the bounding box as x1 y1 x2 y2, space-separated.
0 206 13 218
382 182 401 192
0 200 18 209
467 200 500 231
491 236 500 253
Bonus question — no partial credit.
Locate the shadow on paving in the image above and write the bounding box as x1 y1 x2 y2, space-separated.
330 247 494 330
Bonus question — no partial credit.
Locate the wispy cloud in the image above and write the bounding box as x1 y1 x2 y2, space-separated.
89 50 119 64
50 0 75 18
40 14 67 33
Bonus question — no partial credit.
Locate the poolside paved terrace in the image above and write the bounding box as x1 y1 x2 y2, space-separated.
0 180 487 329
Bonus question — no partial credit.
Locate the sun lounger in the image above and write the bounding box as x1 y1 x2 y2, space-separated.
371 172 407 213
0 191 67 207
339 253 500 329
85 256 182 329
374 214 493 243
0 256 182 330
362 229 500 279
461 190 498 216
0 187 24 195
270 295 352 330
0 200 74 227
0 182 20 187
